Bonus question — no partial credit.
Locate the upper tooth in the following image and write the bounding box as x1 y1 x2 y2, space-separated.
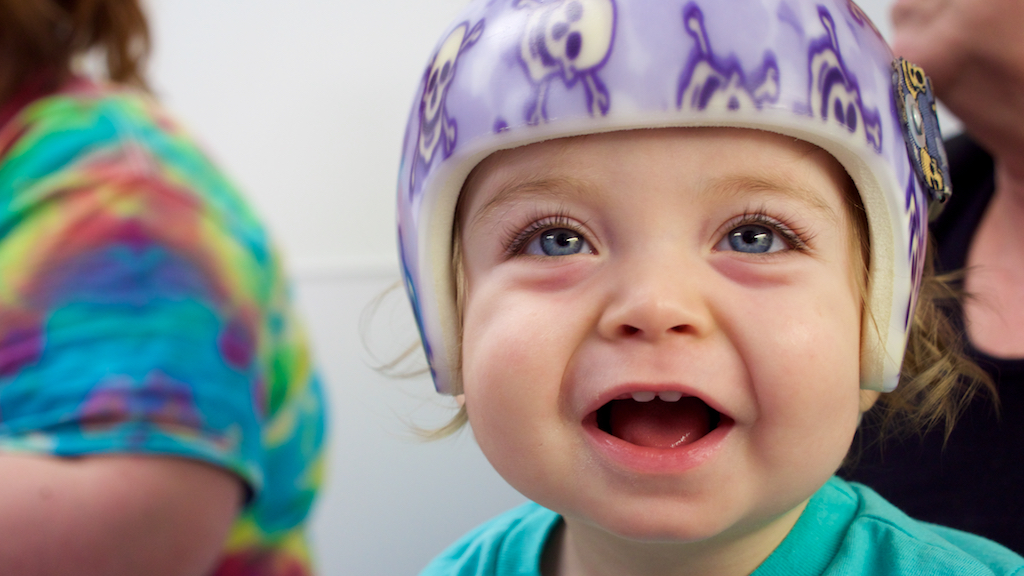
658 391 683 402
631 391 656 402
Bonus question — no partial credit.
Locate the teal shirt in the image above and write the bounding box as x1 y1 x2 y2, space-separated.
420 477 1024 576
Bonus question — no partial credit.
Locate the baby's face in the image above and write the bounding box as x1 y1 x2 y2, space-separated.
458 127 868 549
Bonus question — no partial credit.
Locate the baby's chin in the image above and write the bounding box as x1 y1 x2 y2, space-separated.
553 483 811 550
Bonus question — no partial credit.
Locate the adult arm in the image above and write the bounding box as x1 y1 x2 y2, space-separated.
0 452 243 576
0 87 311 574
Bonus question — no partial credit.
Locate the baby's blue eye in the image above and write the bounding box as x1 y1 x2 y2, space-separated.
724 224 787 254
526 228 592 256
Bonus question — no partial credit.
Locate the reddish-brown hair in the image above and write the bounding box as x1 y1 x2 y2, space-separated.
0 0 150 103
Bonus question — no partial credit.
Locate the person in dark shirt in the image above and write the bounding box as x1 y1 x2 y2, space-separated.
843 0 1024 553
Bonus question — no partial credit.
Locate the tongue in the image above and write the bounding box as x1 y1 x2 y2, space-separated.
609 397 711 448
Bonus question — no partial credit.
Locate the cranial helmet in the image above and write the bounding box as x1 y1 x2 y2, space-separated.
397 0 950 394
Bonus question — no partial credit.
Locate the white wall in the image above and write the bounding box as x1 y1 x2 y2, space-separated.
145 2 529 573
142 1 951 574
293 272 526 574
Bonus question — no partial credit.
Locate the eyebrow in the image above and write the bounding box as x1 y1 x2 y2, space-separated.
464 169 844 231
465 175 593 232
701 173 842 224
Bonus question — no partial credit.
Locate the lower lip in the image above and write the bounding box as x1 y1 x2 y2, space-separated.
582 416 732 474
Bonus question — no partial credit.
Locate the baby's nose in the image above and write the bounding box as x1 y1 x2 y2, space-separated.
596 256 712 342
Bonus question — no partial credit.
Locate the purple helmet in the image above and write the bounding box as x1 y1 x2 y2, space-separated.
397 0 950 394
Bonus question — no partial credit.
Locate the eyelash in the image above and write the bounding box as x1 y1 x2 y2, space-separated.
501 209 811 256
725 211 811 252
503 212 588 257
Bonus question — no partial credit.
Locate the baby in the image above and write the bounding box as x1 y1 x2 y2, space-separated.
395 0 1024 574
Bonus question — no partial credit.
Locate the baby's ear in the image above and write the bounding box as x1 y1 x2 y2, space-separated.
858 389 881 413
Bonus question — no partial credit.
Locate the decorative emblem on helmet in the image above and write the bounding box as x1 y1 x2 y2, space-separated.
412 20 485 192
677 3 780 112
515 0 616 124
809 8 882 152
892 57 951 205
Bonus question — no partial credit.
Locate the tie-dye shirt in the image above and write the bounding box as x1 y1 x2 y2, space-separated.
0 78 326 575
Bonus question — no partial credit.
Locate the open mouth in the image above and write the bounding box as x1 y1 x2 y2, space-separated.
594 392 722 449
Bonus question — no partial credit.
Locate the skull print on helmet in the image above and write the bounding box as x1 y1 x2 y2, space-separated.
516 0 615 123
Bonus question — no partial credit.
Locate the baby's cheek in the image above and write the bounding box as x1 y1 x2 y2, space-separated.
462 304 529 400
462 334 540 462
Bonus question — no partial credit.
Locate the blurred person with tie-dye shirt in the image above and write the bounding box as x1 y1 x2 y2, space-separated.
0 1 326 575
